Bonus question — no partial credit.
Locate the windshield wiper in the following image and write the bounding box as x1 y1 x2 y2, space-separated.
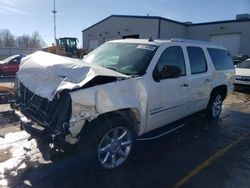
103 66 138 76
104 66 119 72
129 74 141 78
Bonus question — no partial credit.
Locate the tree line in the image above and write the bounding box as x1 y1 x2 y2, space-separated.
0 28 46 49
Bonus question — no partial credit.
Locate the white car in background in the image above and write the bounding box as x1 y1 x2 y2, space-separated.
234 59 250 87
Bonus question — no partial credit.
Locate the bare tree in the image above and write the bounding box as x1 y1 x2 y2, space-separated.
0 29 3 48
16 34 30 48
0 29 15 47
29 31 46 48
0 28 46 49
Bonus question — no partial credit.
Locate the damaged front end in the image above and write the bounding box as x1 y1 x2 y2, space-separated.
15 81 73 143
13 51 131 145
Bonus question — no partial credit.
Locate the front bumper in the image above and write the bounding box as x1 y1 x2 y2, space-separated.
234 79 250 86
15 110 66 142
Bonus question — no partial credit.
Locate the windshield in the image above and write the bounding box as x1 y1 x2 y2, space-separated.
1 55 18 64
84 42 157 75
58 38 77 48
237 60 250 69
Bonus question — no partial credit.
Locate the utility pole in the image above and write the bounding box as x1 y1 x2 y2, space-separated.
52 0 57 44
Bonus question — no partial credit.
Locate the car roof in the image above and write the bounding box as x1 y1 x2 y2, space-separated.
7 54 20 59
108 38 227 50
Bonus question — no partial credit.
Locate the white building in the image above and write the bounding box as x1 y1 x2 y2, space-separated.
82 14 250 56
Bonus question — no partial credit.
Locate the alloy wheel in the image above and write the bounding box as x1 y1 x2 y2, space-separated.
212 95 222 118
98 126 132 169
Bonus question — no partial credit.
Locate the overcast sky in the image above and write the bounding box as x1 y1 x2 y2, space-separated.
0 0 249 47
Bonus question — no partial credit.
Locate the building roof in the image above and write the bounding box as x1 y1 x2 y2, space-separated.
82 15 186 32
82 14 250 32
190 18 250 26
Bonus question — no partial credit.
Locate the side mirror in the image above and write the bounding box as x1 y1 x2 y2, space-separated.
159 65 181 79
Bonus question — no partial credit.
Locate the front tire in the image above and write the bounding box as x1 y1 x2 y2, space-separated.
207 92 223 119
78 114 135 170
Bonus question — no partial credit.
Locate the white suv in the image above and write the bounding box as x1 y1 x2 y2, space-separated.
15 38 235 169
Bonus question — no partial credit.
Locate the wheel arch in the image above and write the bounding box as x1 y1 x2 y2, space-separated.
210 84 228 100
78 107 141 142
95 108 141 136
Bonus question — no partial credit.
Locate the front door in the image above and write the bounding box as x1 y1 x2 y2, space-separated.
146 45 190 132
185 46 212 114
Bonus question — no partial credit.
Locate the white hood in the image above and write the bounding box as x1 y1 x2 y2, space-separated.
17 51 129 101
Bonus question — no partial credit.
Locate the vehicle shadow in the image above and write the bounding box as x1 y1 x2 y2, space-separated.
5 139 136 188
234 86 250 94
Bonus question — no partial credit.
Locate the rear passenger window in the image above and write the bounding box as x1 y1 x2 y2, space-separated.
207 48 234 70
187 47 207 74
156 46 186 76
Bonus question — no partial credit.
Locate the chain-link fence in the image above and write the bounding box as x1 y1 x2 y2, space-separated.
0 47 39 60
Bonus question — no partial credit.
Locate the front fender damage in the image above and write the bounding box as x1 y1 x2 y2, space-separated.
66 78 147 144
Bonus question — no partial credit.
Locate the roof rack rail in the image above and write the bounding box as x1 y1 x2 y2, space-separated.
170 38 223 46
148 37 154 42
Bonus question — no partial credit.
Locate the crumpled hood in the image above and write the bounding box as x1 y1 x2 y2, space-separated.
17 51 129 101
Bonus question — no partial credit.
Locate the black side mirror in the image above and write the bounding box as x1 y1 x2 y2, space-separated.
159 65 181 79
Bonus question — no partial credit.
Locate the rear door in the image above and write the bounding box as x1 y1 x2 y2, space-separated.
185 46 212 114
146 45 191 132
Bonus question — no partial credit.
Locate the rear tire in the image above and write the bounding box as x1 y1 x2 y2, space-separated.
78 114 135 170
207 92 223 119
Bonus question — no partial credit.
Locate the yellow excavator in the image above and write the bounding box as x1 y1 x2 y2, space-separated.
43 37 86 58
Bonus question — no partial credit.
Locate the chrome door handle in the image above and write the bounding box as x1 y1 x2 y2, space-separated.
204 79 211 83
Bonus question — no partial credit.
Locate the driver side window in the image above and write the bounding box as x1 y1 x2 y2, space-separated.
156 46 186 76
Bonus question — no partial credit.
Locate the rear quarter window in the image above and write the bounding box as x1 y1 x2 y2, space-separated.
207 48 234 70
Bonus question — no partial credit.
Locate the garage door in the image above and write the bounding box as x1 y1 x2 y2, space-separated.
88 40 99 50
210 34 241 55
